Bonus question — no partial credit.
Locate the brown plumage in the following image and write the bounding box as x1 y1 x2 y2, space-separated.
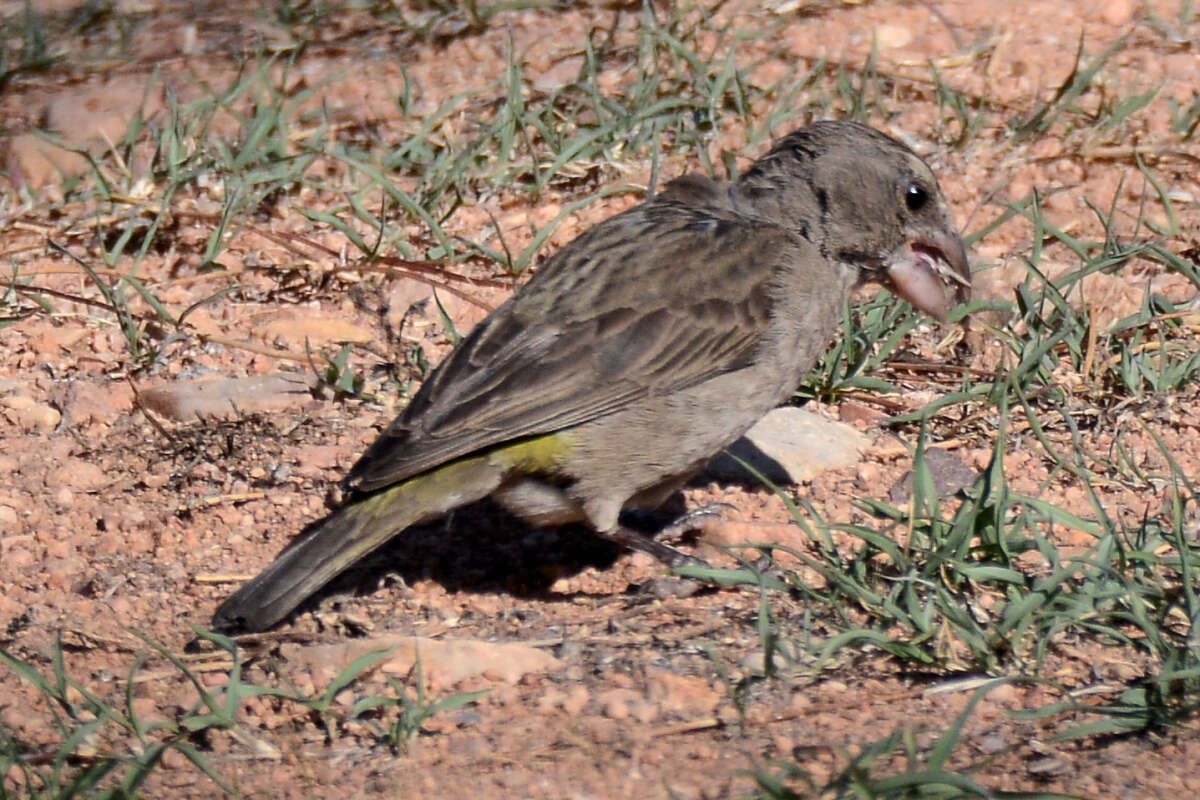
214 120 971 632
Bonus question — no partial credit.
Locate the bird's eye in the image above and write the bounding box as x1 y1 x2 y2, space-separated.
905 183 929 212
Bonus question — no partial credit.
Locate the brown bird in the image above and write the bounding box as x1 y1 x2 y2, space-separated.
213 120 970 632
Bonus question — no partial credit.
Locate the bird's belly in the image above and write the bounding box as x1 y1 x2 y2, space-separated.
492 477 584 527
564 367 786 530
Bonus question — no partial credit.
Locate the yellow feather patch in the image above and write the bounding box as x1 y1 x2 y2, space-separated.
486 431 576 472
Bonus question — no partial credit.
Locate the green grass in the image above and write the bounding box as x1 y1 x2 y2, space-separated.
0 631 485 797
686 164 1200 778
748 681 1078 799
0 1 59 90
0 631 243 798
8 0 1186 368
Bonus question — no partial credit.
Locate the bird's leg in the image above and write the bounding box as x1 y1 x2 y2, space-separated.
602 501 737 569
650 502 737 542
654 505 784 581
588 493 714 579
599 526 711 600
597 526 708 568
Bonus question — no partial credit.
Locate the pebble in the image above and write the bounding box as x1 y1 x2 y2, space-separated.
254 316 373 347
139 373 314 421
874 23 912 49
45 459 107 492
1 391 62 434
1100 0 1137 26
707 407 868 484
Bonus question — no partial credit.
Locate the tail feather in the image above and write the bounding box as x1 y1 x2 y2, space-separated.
212 454 506 632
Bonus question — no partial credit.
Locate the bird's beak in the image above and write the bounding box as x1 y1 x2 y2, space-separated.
884 230 971 322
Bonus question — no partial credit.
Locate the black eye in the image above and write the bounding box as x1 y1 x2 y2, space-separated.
905 183 929 212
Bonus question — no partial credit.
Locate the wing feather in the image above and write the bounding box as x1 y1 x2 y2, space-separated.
346 194 793 491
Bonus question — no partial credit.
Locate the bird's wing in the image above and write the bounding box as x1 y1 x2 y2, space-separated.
346 199 800 492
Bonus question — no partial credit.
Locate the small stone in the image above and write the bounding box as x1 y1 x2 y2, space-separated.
1100 0 1137 26
1 393 35 411
139 373 314 421
142 472 170 489
60 380 133 427
45 459 108 492
289 635 560 691
707 407 868 485
644 667 720 716
294 445 343 471
977 727 1009 754
874 23 912 49
888 448 977 503
16 404 61 434
254 316 373 347
1027 757 1069 777
839 400 886 427
4 546 35 570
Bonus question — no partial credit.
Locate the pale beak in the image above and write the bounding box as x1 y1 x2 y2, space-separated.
884 230 971 322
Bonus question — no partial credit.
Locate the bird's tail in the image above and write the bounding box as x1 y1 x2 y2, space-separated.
212 454 507 632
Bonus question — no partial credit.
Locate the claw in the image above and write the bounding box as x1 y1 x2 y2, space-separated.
652 502 737 542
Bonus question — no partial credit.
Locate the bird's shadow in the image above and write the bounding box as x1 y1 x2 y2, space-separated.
265 447 777 625
360 498 626 595
293 498 630 620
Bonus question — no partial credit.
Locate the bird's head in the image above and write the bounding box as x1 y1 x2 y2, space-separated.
740 120 971 322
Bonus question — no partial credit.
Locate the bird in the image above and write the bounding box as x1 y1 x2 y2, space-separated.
213 120 971 632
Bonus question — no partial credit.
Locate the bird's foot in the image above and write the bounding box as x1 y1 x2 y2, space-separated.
652 502 737 542
602 523 714 597
600 526 707 567
638 575 705 599
748 553 787 582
